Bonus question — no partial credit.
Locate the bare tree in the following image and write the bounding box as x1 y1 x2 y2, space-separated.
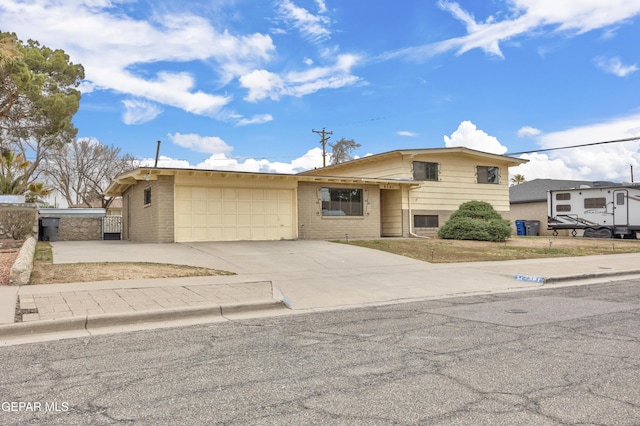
44 138 137 208
329 138 361 165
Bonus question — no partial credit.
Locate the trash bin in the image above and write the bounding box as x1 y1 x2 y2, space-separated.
40 217 60 242
515 220 527 236
525 220 540 236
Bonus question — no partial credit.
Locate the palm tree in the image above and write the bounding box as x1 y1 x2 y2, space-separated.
0 149 30 195
26 182 53 204
510 174 526 186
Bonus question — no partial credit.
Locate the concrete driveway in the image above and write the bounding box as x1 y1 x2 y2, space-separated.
47 239 626 311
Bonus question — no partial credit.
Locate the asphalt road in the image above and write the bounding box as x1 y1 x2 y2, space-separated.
1 280 640 425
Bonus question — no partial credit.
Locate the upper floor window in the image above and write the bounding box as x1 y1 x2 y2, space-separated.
413 161 438 181
321 188 363 216
477 166 499 184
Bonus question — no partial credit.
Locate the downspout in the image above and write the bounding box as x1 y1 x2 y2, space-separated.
408 185 430 239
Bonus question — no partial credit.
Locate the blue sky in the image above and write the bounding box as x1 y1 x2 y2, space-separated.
1 0 640 181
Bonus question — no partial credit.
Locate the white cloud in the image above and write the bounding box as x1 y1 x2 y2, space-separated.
168 133 234 155
387 0 640 60
315 0 328 14
141 147 325 174
0 0 274 119
509 113 640 182
518 126 541 137
240 54 363 101
444 121 508 154
396 131 418 137
276 0 331 43
595 56 639 77
121 99 163 125
235 114 274 127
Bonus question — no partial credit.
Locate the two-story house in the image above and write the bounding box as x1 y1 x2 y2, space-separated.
300 147 526 238
106 147 526 242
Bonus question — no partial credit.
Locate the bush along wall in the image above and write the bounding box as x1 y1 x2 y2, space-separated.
0 204 38 240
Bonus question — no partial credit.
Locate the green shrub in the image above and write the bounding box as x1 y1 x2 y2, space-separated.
438 201 512 242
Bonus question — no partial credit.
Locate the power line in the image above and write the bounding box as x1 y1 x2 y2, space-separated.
506 136 640 156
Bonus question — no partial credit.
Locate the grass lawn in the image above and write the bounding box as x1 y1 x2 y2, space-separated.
336 236 640 263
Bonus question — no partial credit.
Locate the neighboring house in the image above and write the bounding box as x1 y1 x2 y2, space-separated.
105 147 526 243
70 198 123 216
509 179 619 236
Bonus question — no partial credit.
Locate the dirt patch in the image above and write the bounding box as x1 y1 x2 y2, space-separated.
340 236 640 263
29 261 235 285
0 248 20 286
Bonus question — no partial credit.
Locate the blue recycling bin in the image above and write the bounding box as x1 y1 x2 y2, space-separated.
515 220 526 236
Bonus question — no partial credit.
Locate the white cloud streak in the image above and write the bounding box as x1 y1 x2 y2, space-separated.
396 131 418 137
276 0 331 43
595 56 639 77
386 0 640 61
121 99 163 125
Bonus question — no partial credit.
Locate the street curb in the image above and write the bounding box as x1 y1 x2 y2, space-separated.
543 269 640 284
0 299 287 338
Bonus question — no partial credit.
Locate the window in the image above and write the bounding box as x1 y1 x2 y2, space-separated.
414 215 439 228
584 197 606 209
616 192 625 205
477 166 499 184
413 161 438 181
143 187 152 206
556 193 571 201
321 188 363 216
557 205 571 212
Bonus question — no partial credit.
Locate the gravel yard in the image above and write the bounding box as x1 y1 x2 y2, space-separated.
0 245 21 285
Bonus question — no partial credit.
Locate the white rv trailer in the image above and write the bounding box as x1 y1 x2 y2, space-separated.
547 185 640 238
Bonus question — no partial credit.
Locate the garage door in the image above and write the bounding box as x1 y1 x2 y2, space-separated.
174 186 295 242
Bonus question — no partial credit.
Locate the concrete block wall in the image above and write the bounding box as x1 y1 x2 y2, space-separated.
297 182 381 240
39 213 102 241
123 175 175 243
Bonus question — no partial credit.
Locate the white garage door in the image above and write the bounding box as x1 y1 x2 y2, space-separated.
174 186 295 242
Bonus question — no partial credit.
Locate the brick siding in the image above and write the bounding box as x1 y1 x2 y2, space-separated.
297 182 381 240
123 175 175 243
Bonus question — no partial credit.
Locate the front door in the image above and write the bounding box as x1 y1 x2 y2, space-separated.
613 189 628 226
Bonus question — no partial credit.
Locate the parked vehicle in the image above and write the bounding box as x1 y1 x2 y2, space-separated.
547 185 640 238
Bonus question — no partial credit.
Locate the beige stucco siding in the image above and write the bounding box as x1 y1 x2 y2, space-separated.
173 175 297 242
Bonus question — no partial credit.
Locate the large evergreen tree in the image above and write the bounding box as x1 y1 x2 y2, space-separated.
0 32 84 188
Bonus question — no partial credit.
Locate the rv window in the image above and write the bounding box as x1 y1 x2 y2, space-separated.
557 205 571 212
555 193 570 201
616 192 625 205
584 197 606 209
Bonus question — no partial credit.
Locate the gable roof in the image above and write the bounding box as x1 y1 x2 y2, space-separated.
509 179 620 204
300 147 528 175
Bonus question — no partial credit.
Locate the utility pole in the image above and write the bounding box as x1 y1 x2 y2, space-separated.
312 128 333 167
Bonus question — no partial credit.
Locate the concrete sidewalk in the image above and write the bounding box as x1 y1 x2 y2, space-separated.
2 239 640 343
